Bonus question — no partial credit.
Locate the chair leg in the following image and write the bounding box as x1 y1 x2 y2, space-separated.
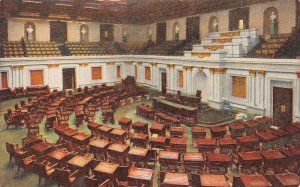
38 176 42 185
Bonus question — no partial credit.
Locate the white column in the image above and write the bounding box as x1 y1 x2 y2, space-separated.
19 65 25 88
208 68 214 101
12 66 19 88
167 64 175 93
184 66 193 94
151 63 158 89
255 70 265 109
137 62 143 83
295 73 300 121
248 70 256 106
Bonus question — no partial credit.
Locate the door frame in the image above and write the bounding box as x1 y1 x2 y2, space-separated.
62 68 76 90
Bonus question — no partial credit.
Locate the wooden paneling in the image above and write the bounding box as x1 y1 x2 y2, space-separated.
1 72 8 88
232 76 246 98
30 70 44 85
178 70 183 88
91 67 102 80
145 67 151 80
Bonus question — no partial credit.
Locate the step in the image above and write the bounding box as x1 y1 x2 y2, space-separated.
192 43 244 57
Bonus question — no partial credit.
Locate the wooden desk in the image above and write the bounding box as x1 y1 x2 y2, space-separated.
183 152 205 173
97 125 113 139
128 133 148 147
30 142 52 155
150 123 166 136
67 155 93 170
72 132 92 145
238 151 262 171
107 143 129 164
136 104 155 120
170 126 185 137
195 138 216 153
54 125 70 136
206 153 230 174
87 122 102 132
229 121 245 137
149 136 167 149
210 126 227 138
191 126 206 139
162 172 189 186
93 161 119 178
128 147 148 163
159 151 179 164
240 174 271 187
200 174 229 187
127 167 153 186
47 149 71 163
218 136 237 153
170 137 187 152
132 121 148 134
256 132 279 142
23 135 43 148
118 117 132 131
260 150 286 173
274 173 300 187
155 112 180 127
236 135 259 151
62 128 78 139
109 128 127 143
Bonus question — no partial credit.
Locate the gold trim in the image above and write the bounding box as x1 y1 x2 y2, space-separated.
249 70 256 76
183 66 193 71
198 67 204 72
192 53 211 58
210 68 226 74
125 61 133 65
203 45 224 51
19 65 25 70
150 62 158 67
212 38 233 44
79 62 89 67
106 61 115 66
167 64 175 69
220 31 240 37
12 66 19 71
137 62 143 65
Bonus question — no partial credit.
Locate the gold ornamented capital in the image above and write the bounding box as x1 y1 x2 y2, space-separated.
106 61 115 66
257 70 266 76
12 65 18 71
198 67 204 72
249 70 256 76
19 65 25 70
192 52 211 58
137 62 143 65
210 68 226 74
203 45 224 51
167 64 175 69
150 62 158 67
183 66 193 71
125 61 133 65
79 62 89 67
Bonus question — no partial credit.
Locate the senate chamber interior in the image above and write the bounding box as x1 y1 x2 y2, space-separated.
0 0 300 186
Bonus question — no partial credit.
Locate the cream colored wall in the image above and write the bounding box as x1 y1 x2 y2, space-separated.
127 25 148 42
8 18 50 41
166 18 186 41
147 24 157 42
249 0 296 35
113 24 123 42
199 10 229 39
67 22 100 42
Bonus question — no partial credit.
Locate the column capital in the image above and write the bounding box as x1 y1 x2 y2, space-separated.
125 61 133 65
106 61 115 66
137 62 143 65
48 64 60 68
167 64 175 69
79 62 89 67
150 62 158 67
198 67 204 72
249 70 256 76
183 66 193 71
12 65 18 71
257 70 266 76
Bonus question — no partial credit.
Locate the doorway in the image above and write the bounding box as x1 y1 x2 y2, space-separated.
50 21 67 43
186 16 200 42
273 87 293 127
229 7 249 30
161 72 167 94
62 68 76 90
100 24 114 42
156 22 166 43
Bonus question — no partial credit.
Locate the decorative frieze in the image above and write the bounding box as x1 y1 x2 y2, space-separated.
210 68 227 74
192 52 211 58
249 70 256 76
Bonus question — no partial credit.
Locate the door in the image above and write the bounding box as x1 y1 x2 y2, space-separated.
156 22 166 43
62 68 76 90
100 24 114 42
50 21 67 43
186 16 200 42
229 7 249 30
161 72 167 94
273 87 293 127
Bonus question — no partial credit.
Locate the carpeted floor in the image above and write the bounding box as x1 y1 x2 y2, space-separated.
0 97 233 187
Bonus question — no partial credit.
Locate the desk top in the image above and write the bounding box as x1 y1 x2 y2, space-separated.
229 122 245 130
93 161 119 175
108 143 129 153
206 153 230 163
183 152 205 162
97 125 113 132
109 128 127 136
67 155 93 168
191 126 206 133
256 132 278 141
240 175 271 187
62 128 78 137
30 142 51 153
200 174 229 187
238 151 262 161
210 126 227 133
260 150 286 160
47 149 70 161
219 137 237 146
128 147 148 157
132 121 148 127
129 133 148 140
163 172 189 186
279 146 300 157
128 167 153 181
72 132 92 142
170 126 185 133
118 117 132 124
196 138 216 146
149 136 167 143
170 137 187 145
89 139 110 149
154 97 197 111
150 123 166 130
275 173 300 186
159 151 179 161
236 135 259 144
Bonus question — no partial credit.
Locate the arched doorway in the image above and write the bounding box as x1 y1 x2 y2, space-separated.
193 71 208 102
209 16 218 33
24 22 36 42
263 7 279 37
173 22 180 41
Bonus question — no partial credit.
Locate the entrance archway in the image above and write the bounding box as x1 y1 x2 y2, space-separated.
193 71 208 102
